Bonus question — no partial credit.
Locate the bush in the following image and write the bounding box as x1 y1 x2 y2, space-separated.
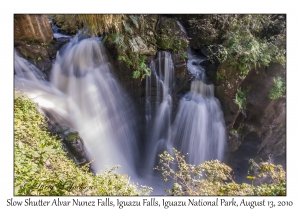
268 76 286 100
14 92 152 195
155 149 286 196
234 86 250 111
206 15 286 76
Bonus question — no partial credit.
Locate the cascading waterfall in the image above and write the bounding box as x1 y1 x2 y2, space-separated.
143 51 175 194
14 28 226 194
144 24 226 186
170 79 226 166
168 47 227 166
145 51 174 172
14 35 139 177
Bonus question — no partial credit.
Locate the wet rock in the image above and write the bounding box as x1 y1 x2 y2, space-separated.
14 40 56 78
47 122 88 167
63 129 88 166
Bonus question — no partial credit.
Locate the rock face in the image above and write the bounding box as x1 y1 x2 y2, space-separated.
14 14 53 44
105 15 190 139
215 63 286 182
14 15 57 76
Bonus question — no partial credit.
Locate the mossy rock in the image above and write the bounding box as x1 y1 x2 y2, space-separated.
65 130 80 141
156 17 189 53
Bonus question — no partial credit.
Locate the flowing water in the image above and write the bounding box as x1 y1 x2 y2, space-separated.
14 35 139 178
145 51 174 169
170 80 226 166
14 31 226 195
143 48 226 194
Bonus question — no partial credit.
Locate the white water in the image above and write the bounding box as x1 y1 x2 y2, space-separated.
14 31 226 195
171 80 226 166
14 36 139 177
145 52 174 171
144 49 226 193
145 50 226 167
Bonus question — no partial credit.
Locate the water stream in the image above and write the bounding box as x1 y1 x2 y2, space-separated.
14 30 226 195
144 48 226 188
15 35 139 178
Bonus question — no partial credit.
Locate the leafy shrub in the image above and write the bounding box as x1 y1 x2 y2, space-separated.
155 149 286 196
268 76 286 100
235 86 250 111
206 15 286 76
14 92 152 195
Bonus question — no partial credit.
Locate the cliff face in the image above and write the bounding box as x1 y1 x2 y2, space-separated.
14 15 59 75
214 62 286 182
14 14 53 44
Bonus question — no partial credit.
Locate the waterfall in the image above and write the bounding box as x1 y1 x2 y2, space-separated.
170 80 226 166
143 51 175 193
14 30 226 195
144 48 226 191
145 52 174 171
14 35 139 177
170 47 227 165
176 20 187 35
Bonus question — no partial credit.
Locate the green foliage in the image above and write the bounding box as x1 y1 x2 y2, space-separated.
156 17 189 56
155 148 286 196
216 71 224 80
235 86 250 111
78 14 154 80
14 92 152 195
206 15 286 76
268 76 286 100
180 52 188 60
231 129 237 134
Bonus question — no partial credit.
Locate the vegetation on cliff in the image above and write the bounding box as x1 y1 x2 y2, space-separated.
14 92 152 195
155 149 286 196
201 15 286 77
75 14 188 79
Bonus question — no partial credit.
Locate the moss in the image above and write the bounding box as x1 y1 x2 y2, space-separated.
66 131 79 141
156 17 189 54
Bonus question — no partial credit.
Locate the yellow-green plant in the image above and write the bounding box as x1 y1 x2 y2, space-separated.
14 92 152 195
155 148 285 196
